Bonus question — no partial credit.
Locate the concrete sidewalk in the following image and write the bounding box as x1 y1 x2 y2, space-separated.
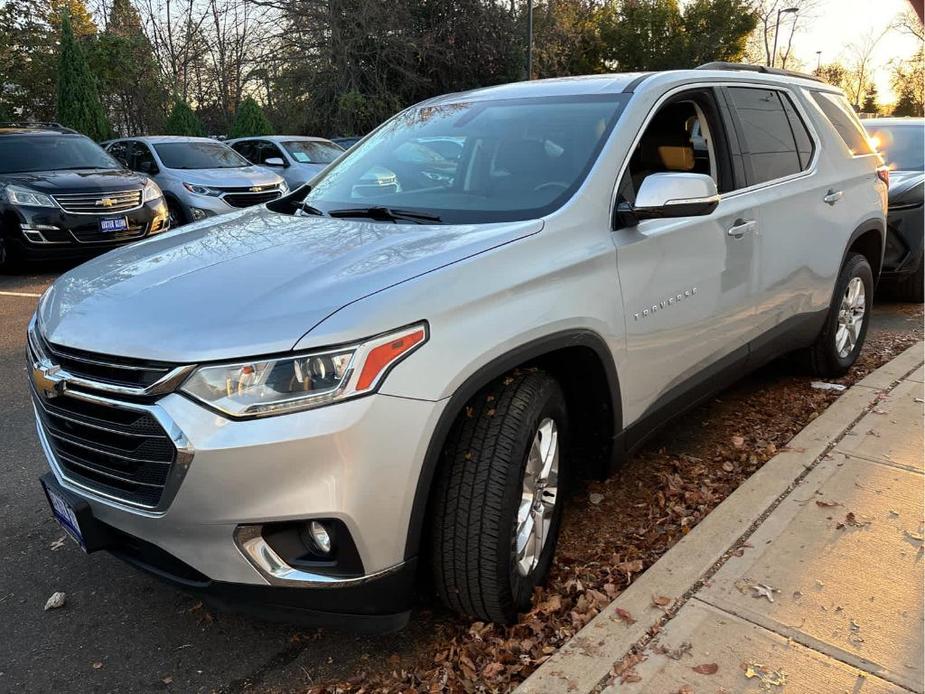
519 343 924 694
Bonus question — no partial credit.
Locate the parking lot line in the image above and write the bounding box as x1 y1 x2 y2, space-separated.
0 291 42 298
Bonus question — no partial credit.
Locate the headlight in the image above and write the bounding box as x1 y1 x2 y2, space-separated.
183 182 222 196
180 323 427 417
142 178 163 203
5 184 57 208
278 180 289 194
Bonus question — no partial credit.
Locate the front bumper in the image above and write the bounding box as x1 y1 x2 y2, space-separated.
35 388 445 625
881 202 924 278
5 198 169 259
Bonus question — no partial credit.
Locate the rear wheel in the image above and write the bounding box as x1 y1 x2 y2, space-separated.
808 252 873 377
430 370 568 623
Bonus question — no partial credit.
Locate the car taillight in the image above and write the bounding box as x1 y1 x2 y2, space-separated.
876 166 889 186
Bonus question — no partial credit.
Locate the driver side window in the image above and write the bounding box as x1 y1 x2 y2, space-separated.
619 91 730 206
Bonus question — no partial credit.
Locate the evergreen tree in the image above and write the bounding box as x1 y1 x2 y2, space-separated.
228 97 274 138
94 0 167 134
861 84 879 114
164 100 206 136
56 10 111 140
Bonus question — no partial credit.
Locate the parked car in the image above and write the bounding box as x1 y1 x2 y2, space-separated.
330 136 361 150
102 136 288 227
0 123 167 268
31 64 887 631
863 117 924 302
228 135 344 189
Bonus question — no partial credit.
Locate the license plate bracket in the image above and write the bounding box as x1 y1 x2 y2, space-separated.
99 217 129 233
40 474 111 552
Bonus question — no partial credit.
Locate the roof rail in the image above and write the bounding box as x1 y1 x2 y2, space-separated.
0 121 78 133
696 62 824 84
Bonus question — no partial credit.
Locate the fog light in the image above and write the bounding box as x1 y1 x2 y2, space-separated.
189 207 210 221
309 520 332 555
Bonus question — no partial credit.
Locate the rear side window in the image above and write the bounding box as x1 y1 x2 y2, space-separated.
809 91 874 156
726 87 810 185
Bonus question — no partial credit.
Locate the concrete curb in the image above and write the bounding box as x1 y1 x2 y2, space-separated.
516 341 925 694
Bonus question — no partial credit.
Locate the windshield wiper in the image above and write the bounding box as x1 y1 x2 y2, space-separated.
298 201 327 217
327 206 442 224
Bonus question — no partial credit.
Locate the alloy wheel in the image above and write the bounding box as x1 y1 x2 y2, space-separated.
514 417 559 577
835 276 866 358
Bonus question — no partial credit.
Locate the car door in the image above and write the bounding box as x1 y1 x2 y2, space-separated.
614 87 758 429
719 85 831 349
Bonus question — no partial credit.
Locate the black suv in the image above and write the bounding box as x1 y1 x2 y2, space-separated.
0 124 169 268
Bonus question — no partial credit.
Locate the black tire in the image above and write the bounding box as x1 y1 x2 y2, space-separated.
166 199 187 228
888 253 924 303
430 370 568 623
808 252 873 377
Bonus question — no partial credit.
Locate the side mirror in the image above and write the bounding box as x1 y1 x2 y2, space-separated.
264 157 287 167
623 172 719 225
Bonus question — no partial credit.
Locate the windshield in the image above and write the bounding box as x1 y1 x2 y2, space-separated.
301 94 630 223
153 141 250 169
283 140 343 164
866 123 925 172
0 135 120 174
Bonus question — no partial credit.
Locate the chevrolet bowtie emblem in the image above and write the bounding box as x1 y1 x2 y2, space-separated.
96 197 116 207
249 186 263 192
32 362 65 399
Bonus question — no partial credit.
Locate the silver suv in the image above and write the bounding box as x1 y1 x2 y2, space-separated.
30 64 887 632
103 136 288 227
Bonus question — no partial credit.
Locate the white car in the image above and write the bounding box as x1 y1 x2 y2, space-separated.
228 135 345 189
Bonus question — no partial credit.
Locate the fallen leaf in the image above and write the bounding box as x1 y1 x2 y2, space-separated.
731 435 745 448
693 662 719 674
652 594 672 608
92 662 103 670
722 461 735 472
162 676 173 685
589 493 604 505
614 607 636 624
815 500 840 508
50 536 67 551
44 592 66 611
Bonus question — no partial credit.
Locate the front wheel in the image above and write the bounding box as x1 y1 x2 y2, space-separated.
807 252 873 377
430 370 568 623
166 199 187 228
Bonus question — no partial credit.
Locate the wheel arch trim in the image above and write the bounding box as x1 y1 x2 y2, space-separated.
402 329 622 561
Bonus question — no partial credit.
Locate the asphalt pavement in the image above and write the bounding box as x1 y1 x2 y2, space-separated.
0 265 921 693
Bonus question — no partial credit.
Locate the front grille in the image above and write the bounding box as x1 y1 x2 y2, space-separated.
53 189 143 214
34 390 176 508
223 191 282 208
71 223 147 244
37 335 176 389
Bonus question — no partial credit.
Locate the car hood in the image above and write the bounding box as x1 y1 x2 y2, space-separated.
39 208 542 362
888 170 924 204
0 168 148 194
169 166 283 188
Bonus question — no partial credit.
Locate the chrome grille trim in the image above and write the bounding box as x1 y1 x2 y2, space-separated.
52 189 143 214
28 324 195 397
33 389 194 514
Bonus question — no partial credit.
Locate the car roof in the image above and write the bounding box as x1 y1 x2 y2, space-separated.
423 67 837 107
109 135 224 144
227 135 334 144
862 118 925 127
0 127 81 136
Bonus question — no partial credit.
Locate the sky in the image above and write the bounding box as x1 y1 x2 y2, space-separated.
785 0 922 103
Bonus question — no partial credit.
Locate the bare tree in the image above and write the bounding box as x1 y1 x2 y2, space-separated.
844 29 887 108
748 0 821 67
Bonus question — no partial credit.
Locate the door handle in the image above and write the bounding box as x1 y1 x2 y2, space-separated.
727 219 756 238
823 189 843 205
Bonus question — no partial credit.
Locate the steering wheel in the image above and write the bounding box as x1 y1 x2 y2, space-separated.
533 181 569 193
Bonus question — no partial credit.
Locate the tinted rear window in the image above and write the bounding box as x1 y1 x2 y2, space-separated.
727 87 808 185
0 135 120 174
810 91 875 156
863 123 924 172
